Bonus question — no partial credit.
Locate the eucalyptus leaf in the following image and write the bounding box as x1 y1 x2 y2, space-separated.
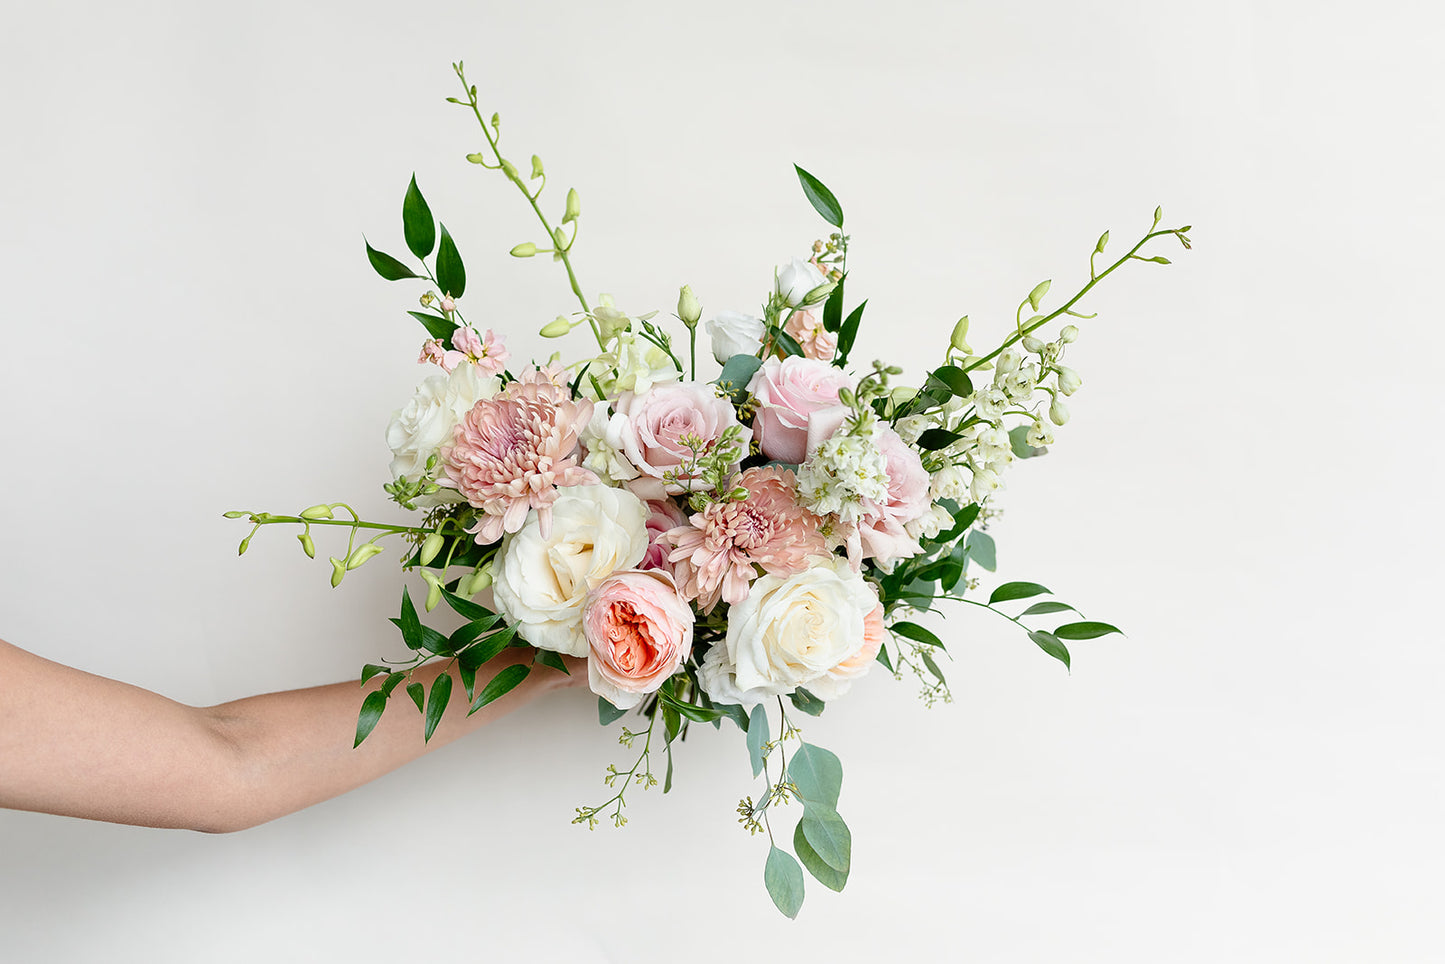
598 696 628 726
402 175 436 259
965 529 997 571
1028 630 1072 669
799 803 851 873
787 742 842 809
716 353 763 398
353 689 388 748
764 846 805 919
794 164 844 228
789 688 826 717
746 704 769 778
436 223 466 298
365 240 418 281
988 581 1052 605
794 821 848 892
1053 621 1123 640
1008 424 1047 459
423 671 452 742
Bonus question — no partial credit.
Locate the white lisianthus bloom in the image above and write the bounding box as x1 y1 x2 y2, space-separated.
579 405 640 485
697 556 877 706
386 363 499 505
774 257 827 308
705 310 767 364
492 485 650 656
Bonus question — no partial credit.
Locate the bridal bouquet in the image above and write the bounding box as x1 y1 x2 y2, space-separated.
228 62 1190 917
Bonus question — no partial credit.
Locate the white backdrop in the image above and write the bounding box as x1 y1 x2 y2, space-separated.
3 1 1442 960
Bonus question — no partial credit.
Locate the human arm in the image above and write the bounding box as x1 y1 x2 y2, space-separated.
0 638 582 833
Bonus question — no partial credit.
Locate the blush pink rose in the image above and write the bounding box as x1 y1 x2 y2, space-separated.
583 569 694 710
855 426 931 566
614 382 750 501
640 499 689 573
746 356 855 464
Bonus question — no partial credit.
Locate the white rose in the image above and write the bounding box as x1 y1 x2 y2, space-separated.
579 404 640 485
386 363 498 504
774 257 826 308
705 310 766 365
698 556 876 706
491 485 650 656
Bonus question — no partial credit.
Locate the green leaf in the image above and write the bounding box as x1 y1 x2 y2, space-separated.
380 672 407 697
458 660 477 702
353 689 388 748
360 663 388 685
664 745 674 794
794 820 848 892
787 742 842 809
713 702 751 731
457 627 516 679
449 613 502 650
598 696 628 726
835 299 867 365
799 803 851 873
892 620 944 648
929 366 974 398
443 589 494 622
789 687 826 717
1053 621 1123 640
469 662 530 714
662 703 682 744
875 643 894 674
716 353 763 398
764 846 806 919
1019 601 1077 617
406 680 425 714
920 648 946 682
773 326 805 358
423 671 452 742
417 624 453 657
746 704 769 778
793 164 844 228
660 689 723 723
534 648 570 674
989 581 1052 605
365 240 418 281
436 223 466 298
916 428 964 451
402 175 436 259
822 281 845 333
395 586 423 650
1028 630 1071 669
965 529 997 571
408 310 457 344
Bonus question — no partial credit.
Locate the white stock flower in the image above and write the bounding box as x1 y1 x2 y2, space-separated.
969 386 1008 421
1026 419 1055 447
930 464 970 502
774 257 827 308
579 405 640 485
705 310 767 364
1055 366 1082 395
492 485 650 657
904 503 953 541
969 465 1002 503
386 363 499 503
797 416 890 524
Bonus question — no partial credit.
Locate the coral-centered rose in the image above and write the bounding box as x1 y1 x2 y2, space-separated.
583 569 694 710
492 485 649 657
697 556 877 706
746 356 855 464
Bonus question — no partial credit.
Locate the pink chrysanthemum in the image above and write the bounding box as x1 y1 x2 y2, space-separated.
441 367 596 543
665 466 828 612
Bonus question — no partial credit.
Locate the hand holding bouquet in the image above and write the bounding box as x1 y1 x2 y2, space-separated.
229 62 1190 917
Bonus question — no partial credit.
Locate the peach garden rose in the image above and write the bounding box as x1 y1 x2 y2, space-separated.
583 569 694 710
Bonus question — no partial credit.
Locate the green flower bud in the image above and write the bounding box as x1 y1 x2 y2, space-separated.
1022 335 1045 354
801 281 837 306
223 510 249 519
1027 280 1052 311
950 316 973 353
329 557 346 588
511 242 538 258
463 566 493 597
237 534 252 556
890 385 918 406
677 285 701 327
418 532 445 566
300 504 334 520
297 532 316 559
563 188 581 224
1095 231 1109 255
1049 396 1070 426
346 543 385 570
539 316 573 338
421 571 445 612
500 159 520 182
1059 325 1079 343
530 154 544 179
490 112 500 129
465 153 487 165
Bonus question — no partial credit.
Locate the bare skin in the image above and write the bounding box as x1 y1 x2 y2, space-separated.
0 638 584 833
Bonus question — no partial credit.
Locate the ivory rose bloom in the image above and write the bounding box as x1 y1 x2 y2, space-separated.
801 599 886 702
746 356 855 464
705 310 767 364
491 485 650 657
697 556 878 706
584 569 694 710
614 382 750 500
386 363 499 504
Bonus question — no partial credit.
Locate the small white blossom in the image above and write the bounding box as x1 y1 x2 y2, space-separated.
798 423 890 524
579 405 640 484
894 414 934 446
1049 396 1070 425
1026 419 1055 447
904 503 953 541
930 463 970 502
969 386 1008 421
1055 365 1082 395
591 331 680 397
996 349 1022 375
969 465 1003 503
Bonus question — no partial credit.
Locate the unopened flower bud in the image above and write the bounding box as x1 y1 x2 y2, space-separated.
462 566 493 597
237 534 252 556
418 532 445 566
297 532 316 559
677 285 701 327
950 316 973 353
837 387 856 408
1049 396 1070 425
223 510 249 519
329 557 346 588
1022 335 1045 354
801 281 837 306
500 159 520 182
346 543 385 571
421 571 445 612
1027 279 1052 311
465 153 487 165
890 385 918 408
511 242 538 258
300 504 334 520
1059 325 1079 343
440 297 456 313
539 316 572 338
1055 366 1082 395
490 112 500 129
530 154 544 179
563 188 581 224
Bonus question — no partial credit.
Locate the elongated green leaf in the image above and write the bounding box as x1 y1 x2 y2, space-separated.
794 820 848 892
875 643 894 674
892 620 944 648
365 240 418 281
965 529 997 571
921 648 946 682
457 629 514 681
449 613 502 650
1028 630 1071 669
662 703 681 744
764 846 805 919
381 672 407 697
787 742 842 809
930 365 973 398
789 687 826 717
534 648 570 674
835 299 867 365
395 586 422 650
408 311 456 344
353 689 388 748
406 680 425 714
598 696 628 726
360 663 388 684
713 702 750 731
417 624 453 656
664 744 674 794
469 662 530 714
458 660 477 702
989 581 1052 605
423 671 452 742
800 804 851 873
660 689 723 723
747 704 769 778
1053 621 1123 640
443 589 494 622
1019 601 1077 617
822 281 845 333
916 428 964 451
773 326 805 358
436 223 466 298
794 164 844 228
402 175 436 258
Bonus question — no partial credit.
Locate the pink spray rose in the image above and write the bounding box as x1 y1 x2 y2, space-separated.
613 382 750 501
640 499 689 573
583 569 694 710
746 356 855 464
